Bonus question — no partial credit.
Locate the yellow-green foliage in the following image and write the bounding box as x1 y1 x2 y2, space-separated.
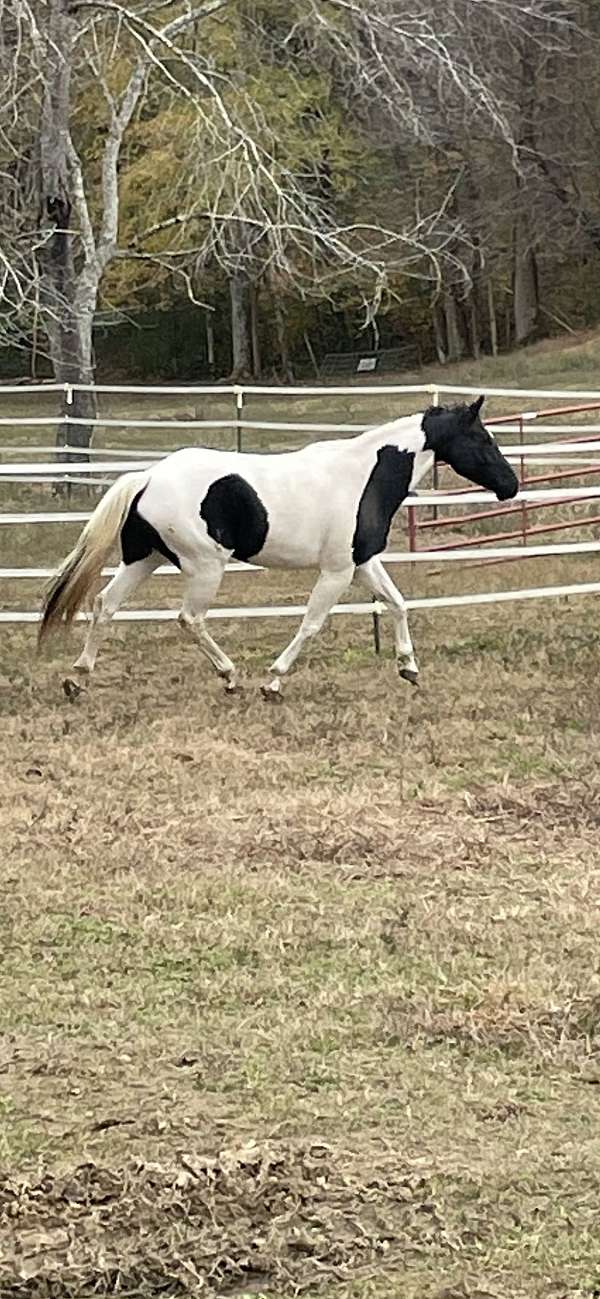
95 0 390 309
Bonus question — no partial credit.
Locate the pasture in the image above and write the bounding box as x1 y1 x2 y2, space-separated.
2 337 600 1297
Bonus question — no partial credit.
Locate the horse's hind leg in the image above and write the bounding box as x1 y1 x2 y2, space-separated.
73 557 157 675
179 561 237 691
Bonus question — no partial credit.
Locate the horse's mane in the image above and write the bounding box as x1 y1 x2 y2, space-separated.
422 402 469 421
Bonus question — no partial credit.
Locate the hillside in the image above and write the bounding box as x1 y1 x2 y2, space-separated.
377 326 600 405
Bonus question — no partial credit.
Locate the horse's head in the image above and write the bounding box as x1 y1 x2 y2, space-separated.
422 397 518 501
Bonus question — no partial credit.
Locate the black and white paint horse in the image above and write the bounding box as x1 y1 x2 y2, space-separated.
39 398 518 694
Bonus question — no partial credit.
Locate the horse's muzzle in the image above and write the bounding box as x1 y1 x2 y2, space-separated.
496 476 519 501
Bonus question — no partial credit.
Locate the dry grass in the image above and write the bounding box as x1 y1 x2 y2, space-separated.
2 579 600 1297
3 337 600 1296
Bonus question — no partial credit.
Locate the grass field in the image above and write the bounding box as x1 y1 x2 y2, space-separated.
2 333 600 1297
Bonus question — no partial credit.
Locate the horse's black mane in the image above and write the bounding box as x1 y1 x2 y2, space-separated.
422 402 469 421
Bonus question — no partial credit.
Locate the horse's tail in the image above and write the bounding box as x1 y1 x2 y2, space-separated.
38 470 149 645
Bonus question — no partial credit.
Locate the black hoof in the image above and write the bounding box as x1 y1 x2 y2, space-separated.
399 667 419 687
63 677 85 700
218 669 239 694
261 684 283 702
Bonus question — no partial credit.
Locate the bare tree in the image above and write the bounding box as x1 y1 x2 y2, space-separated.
303 0 587 355
0 0 466 407
0 0 591 403
1 0 234 445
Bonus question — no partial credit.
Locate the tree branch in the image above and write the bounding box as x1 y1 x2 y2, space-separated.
94 0 230 266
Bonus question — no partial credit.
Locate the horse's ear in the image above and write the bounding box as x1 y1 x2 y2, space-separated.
468 395 485 420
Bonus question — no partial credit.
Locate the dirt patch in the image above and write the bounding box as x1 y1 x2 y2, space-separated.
0 1142 453 1296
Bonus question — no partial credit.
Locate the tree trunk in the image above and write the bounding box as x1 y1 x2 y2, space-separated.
513 212 540 345
461 166 484 361
249 281 261 378
229 270 253 381
273 288 294 381
303 331 320 379
205 309 215 376
468 294 480 360
44 287 98 459
504 303 512 351
444 290 467 362
487 279 498 357
432 302 447 365
513 45 541 347
39 0 97 457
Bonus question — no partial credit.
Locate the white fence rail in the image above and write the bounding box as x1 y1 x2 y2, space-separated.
4 582 600 627
4 540 600 581
6 379 600 398
2 380 600 633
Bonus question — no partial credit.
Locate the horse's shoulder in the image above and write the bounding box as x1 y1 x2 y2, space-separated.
352 444 415 565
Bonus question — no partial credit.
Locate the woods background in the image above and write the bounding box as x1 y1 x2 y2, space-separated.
1 0 599 395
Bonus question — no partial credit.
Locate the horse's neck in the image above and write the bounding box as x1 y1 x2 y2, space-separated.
356 414 425 454
352 414 433 487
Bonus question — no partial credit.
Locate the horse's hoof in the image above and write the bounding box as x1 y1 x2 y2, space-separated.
261 681 283 702
63 677 86 700
398 667 419 687
218 669 239 694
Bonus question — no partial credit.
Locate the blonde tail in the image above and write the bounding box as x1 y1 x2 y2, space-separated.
38 470 149 645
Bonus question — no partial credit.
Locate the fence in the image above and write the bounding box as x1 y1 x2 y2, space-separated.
320 346 419 377
2 379 600 635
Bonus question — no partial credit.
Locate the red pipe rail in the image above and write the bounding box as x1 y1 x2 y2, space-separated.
423 507 600 551
418 474 600 536
467 516 600 568
487 401 600 423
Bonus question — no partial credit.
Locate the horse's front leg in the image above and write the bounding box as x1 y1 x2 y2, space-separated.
262 564 355 698
357 556 419 684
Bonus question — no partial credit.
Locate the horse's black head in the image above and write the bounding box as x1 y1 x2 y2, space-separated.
422 397 518 501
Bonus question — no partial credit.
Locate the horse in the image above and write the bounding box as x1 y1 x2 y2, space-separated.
38 396 518 695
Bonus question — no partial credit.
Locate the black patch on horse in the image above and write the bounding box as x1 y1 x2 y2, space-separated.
352 446 415 565
121 489 181 569
200 474 269 562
